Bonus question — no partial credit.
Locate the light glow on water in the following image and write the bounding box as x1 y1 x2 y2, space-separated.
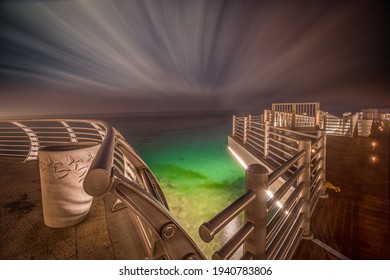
119 119 245 258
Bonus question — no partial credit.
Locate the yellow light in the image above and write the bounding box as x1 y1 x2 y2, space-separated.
276 201 283 208
228 146 247 169
371 142 377 149
370 155 378 163
311 148 316 154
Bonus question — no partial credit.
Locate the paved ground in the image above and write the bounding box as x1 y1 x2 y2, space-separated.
0 158 115 259
0 121 389 259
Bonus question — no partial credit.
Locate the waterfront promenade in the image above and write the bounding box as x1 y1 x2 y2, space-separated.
0 122 388 259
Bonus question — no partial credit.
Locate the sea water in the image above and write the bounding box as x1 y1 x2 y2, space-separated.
106 113 245 258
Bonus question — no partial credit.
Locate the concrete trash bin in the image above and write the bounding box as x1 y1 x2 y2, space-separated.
38 142 101 228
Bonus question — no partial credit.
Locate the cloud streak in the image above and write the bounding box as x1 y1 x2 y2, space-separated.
0 0 389 116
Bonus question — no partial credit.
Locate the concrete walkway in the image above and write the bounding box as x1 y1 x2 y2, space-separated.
0 158 115 259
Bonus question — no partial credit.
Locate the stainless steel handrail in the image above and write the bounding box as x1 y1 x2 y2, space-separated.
199 191 256 243
218 111 328 259
0 118 204 259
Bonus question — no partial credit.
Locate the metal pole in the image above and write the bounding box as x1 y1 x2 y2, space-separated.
232 115 236 136
243 117 248 143
323 112 328 132
243 164 268 259
298 140 313 239
291 103 296 128
315 110 321 129
264 121 270 159
317 130 328 199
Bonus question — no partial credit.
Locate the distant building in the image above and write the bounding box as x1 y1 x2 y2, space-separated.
362 108 390 121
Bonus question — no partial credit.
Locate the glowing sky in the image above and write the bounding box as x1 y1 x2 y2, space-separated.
1 0 389 117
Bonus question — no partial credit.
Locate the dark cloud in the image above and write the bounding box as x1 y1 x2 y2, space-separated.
1 0 389 117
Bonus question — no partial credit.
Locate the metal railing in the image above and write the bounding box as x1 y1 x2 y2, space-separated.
199 114 327 259
232 114 320 174
263 102 359 137
0 120 104 161
270 102 320 129
0 119 204 260
1 116 327 260
319 112 360 137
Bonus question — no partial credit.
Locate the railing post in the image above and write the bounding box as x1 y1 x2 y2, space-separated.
317 130 328 199
243 117 248 143
298 140 313 239
263 110 268 123
292 104 296 128
244 164 268 259
323 112 328 132
60 121 78 143
315 110 321 128
12 122 39 162
232 115 236 136
264 121 270 159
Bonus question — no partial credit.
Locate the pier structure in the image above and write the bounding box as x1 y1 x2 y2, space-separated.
0 103 388 259
203 102 328 259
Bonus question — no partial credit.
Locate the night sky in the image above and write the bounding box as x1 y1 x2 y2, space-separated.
1 0 389 117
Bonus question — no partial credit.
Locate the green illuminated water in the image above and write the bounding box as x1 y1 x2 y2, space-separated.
108 114 245 258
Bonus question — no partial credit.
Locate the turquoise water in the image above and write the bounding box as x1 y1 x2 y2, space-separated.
107 114 245 258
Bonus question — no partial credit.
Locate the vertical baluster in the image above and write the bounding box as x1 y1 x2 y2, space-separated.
315 109 321 128
298 140 313 239
263 110 268 123
244 164 268 259
243 117 248 143
317 130 328 199
232 115 236 137
264 120 270 159
292 103 296 128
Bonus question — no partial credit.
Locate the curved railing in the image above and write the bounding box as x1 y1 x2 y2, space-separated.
83 120 204 260
0 119 104 161
0 119 205 260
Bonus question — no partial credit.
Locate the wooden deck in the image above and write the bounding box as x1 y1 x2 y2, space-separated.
293 121 390 259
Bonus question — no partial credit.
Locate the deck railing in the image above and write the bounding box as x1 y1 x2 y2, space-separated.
1 116 327 260
270 102 320 129
199 114 327 259
318 112 359 137
0 120 104 161
0 119 204 260
260 102 359 137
